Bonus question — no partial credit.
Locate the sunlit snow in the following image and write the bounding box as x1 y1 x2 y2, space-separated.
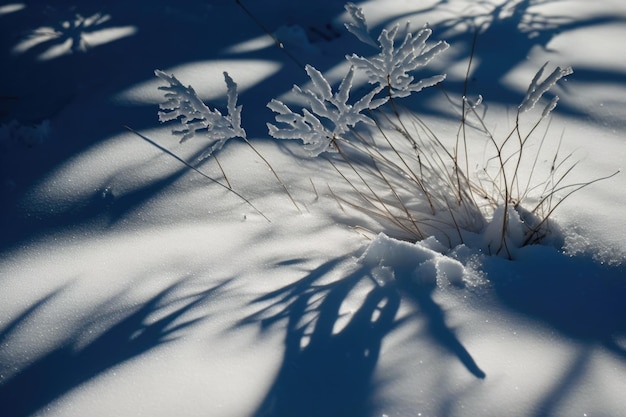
1 1 625 417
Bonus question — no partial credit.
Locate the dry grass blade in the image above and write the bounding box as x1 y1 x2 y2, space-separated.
125 125 271 222
243 139 302 213
523 170 620 246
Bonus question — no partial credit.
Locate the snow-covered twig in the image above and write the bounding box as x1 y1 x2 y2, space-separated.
519 63 573 114
345 5 449 98
344 2 377 47
155 70 246 159
267 65 385 156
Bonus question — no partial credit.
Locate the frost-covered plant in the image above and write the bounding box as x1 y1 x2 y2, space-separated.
154 68 300 214
346 23 449 98
480 63 575 254
155 70 246 160
264 3 612 258
343 2 377 47
519 63 573 114
151 2 616 259
267 64 386 156
343 1 449 99
267 3 450 154
265 3 461 242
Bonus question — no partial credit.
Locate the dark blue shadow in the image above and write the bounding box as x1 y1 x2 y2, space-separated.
0 277 229 417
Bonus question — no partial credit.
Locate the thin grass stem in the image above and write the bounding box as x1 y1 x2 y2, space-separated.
125 125 270 222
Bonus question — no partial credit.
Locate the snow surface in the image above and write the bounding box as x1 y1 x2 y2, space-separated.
1 1 625 417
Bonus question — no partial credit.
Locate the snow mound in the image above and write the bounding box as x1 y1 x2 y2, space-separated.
359 233 468 288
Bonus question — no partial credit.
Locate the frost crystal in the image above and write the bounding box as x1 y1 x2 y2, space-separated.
519 63 573 113
267 64 385 156
344 2 377 47
346 19 449 98
155 70 246 159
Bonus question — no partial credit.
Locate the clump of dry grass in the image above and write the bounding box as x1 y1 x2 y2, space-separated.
320 62 619 259
146 2 618 259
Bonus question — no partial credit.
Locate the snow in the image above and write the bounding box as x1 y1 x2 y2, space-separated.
1 1 625 417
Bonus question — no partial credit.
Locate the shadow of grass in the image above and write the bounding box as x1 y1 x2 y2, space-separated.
481 248 626 416
241 257 400 417
484 247 626 352
239 253 485 417
0 276 230 417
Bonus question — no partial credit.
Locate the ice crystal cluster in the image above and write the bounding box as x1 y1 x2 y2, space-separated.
519 62 573 116
267 65 387 156
346 23 449 98
155 3 448 158
265 3 448 153
155 70 246 159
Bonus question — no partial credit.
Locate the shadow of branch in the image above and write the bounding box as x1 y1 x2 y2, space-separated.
239 252 485 417
396 272 487 379
0 276 230 417
240 257 400 417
